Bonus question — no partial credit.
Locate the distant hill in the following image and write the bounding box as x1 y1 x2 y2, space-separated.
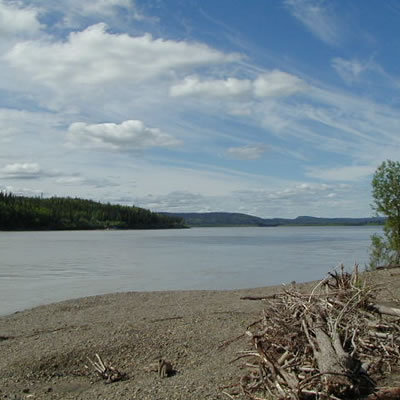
0 192 185 231
161 212 276 227
162 212 385 227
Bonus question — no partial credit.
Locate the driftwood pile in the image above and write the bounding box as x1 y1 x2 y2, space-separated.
232 267 400 399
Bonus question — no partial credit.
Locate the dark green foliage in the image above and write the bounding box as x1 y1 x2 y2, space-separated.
369 233 391 270
0 192 184 231
369 160 400 268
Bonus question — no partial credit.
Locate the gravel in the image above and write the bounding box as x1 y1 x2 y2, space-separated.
0 284 287 400
1 269 399 400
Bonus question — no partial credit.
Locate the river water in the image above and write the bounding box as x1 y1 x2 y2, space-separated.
0 226 381 316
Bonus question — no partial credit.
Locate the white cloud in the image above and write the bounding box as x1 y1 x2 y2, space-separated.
0 108 62 139
79 0 131 16
135 191 209 212
0 108 67 162
66 120 181 151
17 0 156 28
0 162 66 180
332 58 369 83
284 0 340 45
5 23 240 89
57 0 157 26
170 70 306 99
55 176 84 185
170 76 252 98
55 175 119 188
331 57 400 89
306 165 376 181
227 145 267 160
78 0 154 22
260 182 333 200
253 71 306 97
0 0 43 36
1 162 41 178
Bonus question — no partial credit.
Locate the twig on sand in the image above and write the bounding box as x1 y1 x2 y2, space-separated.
86 353 125 384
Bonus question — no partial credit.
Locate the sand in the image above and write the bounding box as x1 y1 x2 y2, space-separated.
1 269 399 400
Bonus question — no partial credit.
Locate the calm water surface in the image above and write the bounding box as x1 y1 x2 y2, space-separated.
0 226 381 316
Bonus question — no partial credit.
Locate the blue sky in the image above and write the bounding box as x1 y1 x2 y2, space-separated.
1 0 399 218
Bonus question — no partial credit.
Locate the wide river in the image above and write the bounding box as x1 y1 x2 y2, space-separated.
0 226 381 316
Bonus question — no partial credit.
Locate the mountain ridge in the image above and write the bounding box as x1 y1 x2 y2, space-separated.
161 212 385 227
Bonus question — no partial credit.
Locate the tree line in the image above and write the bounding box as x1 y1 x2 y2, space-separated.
0 192 185 230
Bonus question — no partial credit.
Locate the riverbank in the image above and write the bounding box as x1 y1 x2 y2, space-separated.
1 269 399 400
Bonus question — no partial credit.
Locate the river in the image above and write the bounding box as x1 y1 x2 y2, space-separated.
0 226 381 316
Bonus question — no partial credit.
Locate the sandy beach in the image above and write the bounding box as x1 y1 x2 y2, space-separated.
1 269 399 400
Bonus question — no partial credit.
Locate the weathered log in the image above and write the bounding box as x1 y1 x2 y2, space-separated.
302 315 356 397
369 304 400 317
240 294 278 300
376 264 400 270
366 386 400 399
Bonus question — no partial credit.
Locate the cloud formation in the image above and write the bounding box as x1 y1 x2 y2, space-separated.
5 23 240 89
227 145 267 160
306 165 376 181
17 0 156 28
170 70 306 99
170 76 252 98
77 0 131 16
1 163 42 179
332 58 369 83
284 0 340 45
0 0 43 36
66 120 181 151
253 71 306 97
74 0 155 22
0 162 67 180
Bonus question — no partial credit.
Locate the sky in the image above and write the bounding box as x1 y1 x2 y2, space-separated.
1 0 400 218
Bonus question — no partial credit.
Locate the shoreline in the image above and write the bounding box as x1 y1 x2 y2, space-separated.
1 269 399 399
0 283 304 319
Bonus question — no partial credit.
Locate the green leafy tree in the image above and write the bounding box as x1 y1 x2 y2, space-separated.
369 160 400 268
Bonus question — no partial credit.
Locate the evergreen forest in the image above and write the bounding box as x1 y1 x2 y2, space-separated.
0 192 185 230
